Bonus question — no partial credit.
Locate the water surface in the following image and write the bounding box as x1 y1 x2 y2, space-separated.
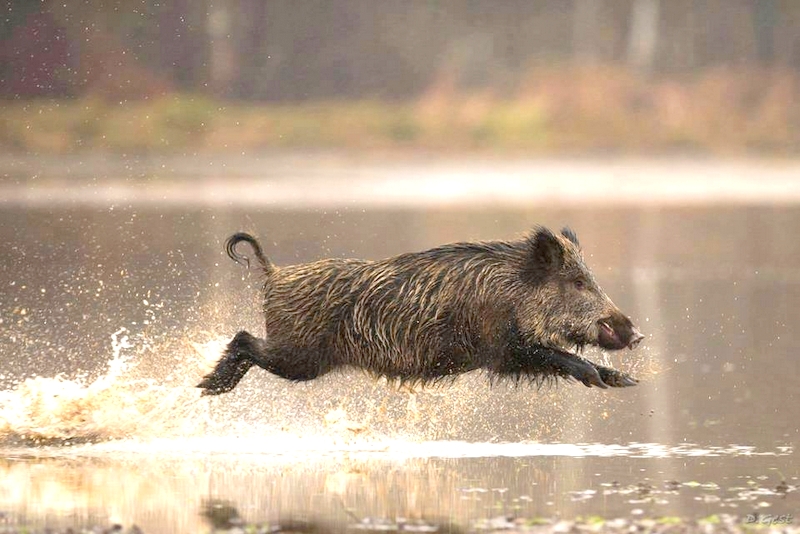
0 157 797 532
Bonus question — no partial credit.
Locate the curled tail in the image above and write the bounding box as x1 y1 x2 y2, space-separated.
225 232 273 274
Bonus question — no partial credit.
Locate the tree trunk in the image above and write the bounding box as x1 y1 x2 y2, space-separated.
573 0 603 63
753 0 777 64
207 0 237 97
627 0 660 71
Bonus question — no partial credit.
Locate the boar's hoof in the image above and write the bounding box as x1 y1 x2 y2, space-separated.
596 366 638 388
568 361 609 389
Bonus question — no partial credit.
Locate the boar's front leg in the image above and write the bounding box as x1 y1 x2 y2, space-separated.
593 363 638 387
493 342 638 388
538 352 638 388
493 343 607 388
531 346 609 388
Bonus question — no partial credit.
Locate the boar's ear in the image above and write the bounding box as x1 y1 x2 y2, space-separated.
522 227 564 284
561 227 580 248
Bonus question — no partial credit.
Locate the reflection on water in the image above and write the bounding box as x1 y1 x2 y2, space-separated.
0 444 795 533
1 162 799 532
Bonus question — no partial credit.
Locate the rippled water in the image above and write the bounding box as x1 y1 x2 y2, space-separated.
0 156 798 532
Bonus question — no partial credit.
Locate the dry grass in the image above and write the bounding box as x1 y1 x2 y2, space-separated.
2 66 799 155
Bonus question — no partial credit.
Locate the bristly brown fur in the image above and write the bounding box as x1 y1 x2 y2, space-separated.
198 227 641 396
561 227 580 247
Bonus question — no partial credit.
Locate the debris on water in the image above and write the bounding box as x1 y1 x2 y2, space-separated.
352 517 447 532
2 512 800 533
202 499 244 530
636 482 653 496
0 527 144 534
568 489 596 502
468 513 800 533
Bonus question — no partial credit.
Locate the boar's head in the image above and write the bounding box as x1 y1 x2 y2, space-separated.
517 227 644 353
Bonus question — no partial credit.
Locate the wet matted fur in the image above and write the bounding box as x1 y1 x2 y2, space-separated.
199 227 644 396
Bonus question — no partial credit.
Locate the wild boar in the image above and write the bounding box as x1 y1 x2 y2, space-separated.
199 227 643 396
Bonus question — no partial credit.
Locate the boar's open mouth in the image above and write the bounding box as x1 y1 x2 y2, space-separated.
597 319 644 351
598 320 623 350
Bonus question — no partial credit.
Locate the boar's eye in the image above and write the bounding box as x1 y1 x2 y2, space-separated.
574 279 586 290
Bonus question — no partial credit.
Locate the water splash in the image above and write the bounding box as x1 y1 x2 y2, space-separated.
0 328 219 447
0 322 709 457
0 325 409 452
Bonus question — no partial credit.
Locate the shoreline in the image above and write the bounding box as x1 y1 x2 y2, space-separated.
2 153 800 208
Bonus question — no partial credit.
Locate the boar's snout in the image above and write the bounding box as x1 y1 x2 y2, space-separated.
598 314 644 351
627 327 645 349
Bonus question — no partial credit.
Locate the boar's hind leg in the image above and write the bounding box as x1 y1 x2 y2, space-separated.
198 331 331 395
197 330 259 395
254 344 332 382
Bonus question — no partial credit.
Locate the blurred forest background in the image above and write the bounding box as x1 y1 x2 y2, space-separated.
2 0 800 154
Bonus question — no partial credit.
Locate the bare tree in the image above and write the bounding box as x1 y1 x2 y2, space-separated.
573 0 603 63
207 0 237 97
753 0 777 64
627 0 660 71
